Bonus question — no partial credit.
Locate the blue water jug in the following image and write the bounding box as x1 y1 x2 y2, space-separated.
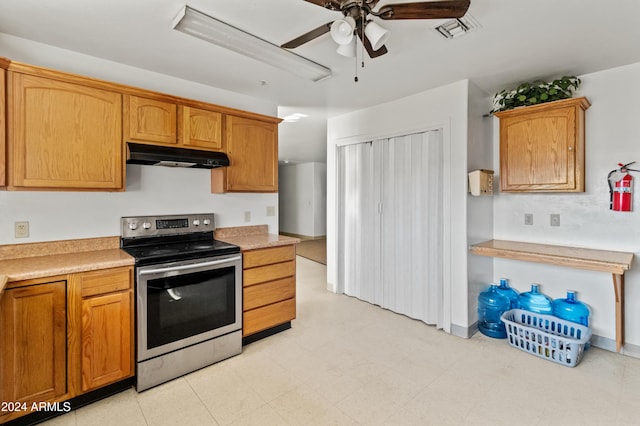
496 278 519 309
552 290 590 326
478 284 510 339
518 284 553 314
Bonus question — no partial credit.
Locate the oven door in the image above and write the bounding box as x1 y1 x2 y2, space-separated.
136 253 242 362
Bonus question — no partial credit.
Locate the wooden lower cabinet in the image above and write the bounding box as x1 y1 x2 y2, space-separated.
0 266 133 423
242 245 296 337
0 281 67 408
80 267 133 392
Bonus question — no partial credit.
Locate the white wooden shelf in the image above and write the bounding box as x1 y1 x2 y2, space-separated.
470 239 634 352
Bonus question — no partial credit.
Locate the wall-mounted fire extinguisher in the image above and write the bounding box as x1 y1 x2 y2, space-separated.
608 162 639 212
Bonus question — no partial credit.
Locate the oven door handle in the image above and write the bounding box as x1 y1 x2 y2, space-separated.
139 256 242 276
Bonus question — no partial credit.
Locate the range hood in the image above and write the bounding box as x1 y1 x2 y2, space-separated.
126 143 229 169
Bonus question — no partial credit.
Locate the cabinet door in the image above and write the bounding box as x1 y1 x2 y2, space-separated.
81 290 133 391
9 73 123 190
497 97 589 192
216 115 278 192
1 68 6 187
124 95 177 144
0 281 67 404
180 106 223 150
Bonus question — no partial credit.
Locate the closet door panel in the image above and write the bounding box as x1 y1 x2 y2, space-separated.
337 142 380 304
337 130 443 328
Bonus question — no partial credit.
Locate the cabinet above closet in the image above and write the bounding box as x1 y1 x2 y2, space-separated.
495 97 590 193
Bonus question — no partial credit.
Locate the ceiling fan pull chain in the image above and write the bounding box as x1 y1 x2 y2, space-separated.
361 12 365 69
354 50 358 82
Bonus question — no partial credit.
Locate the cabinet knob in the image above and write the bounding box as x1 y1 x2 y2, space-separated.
568 146 573 151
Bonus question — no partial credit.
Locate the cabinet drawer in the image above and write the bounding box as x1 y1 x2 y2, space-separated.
243 277 295 311
243 298 296 337
243 245 295 269
80 267 132 298
244 260 295 287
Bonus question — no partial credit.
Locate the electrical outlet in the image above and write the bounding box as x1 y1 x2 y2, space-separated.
266 206 276 217
15 221 30 238
524 213 533 226
550 214 561 227
244 211 251 222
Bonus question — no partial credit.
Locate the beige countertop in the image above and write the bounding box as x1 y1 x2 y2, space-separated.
0 237 134 284
0 227 298 288
216 225 299 251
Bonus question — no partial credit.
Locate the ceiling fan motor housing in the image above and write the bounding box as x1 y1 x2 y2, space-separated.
282 0 471 59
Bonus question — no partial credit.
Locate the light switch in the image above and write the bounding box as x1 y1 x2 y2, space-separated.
524 214 533 226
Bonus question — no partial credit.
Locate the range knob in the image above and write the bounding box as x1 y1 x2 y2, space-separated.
128 222 138 230
142 222 151 230
193 219 201 226
203 219 211 226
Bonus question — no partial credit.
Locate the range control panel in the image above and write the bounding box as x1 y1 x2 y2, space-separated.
121 213 215 238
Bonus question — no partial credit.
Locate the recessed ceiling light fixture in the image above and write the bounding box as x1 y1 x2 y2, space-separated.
282 113 309 123
172 6 332 82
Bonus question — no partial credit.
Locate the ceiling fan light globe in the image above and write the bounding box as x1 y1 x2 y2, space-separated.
330 16 356 45
336 38 356 57
364 21 390 51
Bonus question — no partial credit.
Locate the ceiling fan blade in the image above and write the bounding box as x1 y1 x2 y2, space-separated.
356 28 388 58
281 22 332 49
377 0 470 20
303 0 342 11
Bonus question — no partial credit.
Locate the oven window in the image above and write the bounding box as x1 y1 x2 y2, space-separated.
146 266 236 349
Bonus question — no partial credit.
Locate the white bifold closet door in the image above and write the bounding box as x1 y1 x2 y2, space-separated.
337 130 444 328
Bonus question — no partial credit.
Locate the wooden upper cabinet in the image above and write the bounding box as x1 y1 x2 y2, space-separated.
8 73 123 190
0 281 67 406
124 95 177 144
179 106 223 151
212 115 278 193
496 97 590 192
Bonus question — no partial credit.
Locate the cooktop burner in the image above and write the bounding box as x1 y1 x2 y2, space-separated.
122 239 239 265
120 213 240 266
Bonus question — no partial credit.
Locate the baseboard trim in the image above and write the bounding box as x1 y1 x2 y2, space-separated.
242 322 291 345
3 379 133 426
590 334 640 358
451 322 475 338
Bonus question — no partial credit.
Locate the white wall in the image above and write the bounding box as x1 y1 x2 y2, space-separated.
0 33 274 115
0 35 279 244
492 62 640 355
466 82 494 328
313 163 327 236
278 162 326 238
327 80 470 335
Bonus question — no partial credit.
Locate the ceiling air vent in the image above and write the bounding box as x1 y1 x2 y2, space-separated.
435 14 480 39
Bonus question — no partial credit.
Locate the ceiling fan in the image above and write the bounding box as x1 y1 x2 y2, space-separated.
281 0 471 59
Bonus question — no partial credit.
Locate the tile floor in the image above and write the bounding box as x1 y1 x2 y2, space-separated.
42 256 640 426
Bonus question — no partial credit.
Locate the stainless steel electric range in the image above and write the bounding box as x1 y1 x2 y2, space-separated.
120 213 242 392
